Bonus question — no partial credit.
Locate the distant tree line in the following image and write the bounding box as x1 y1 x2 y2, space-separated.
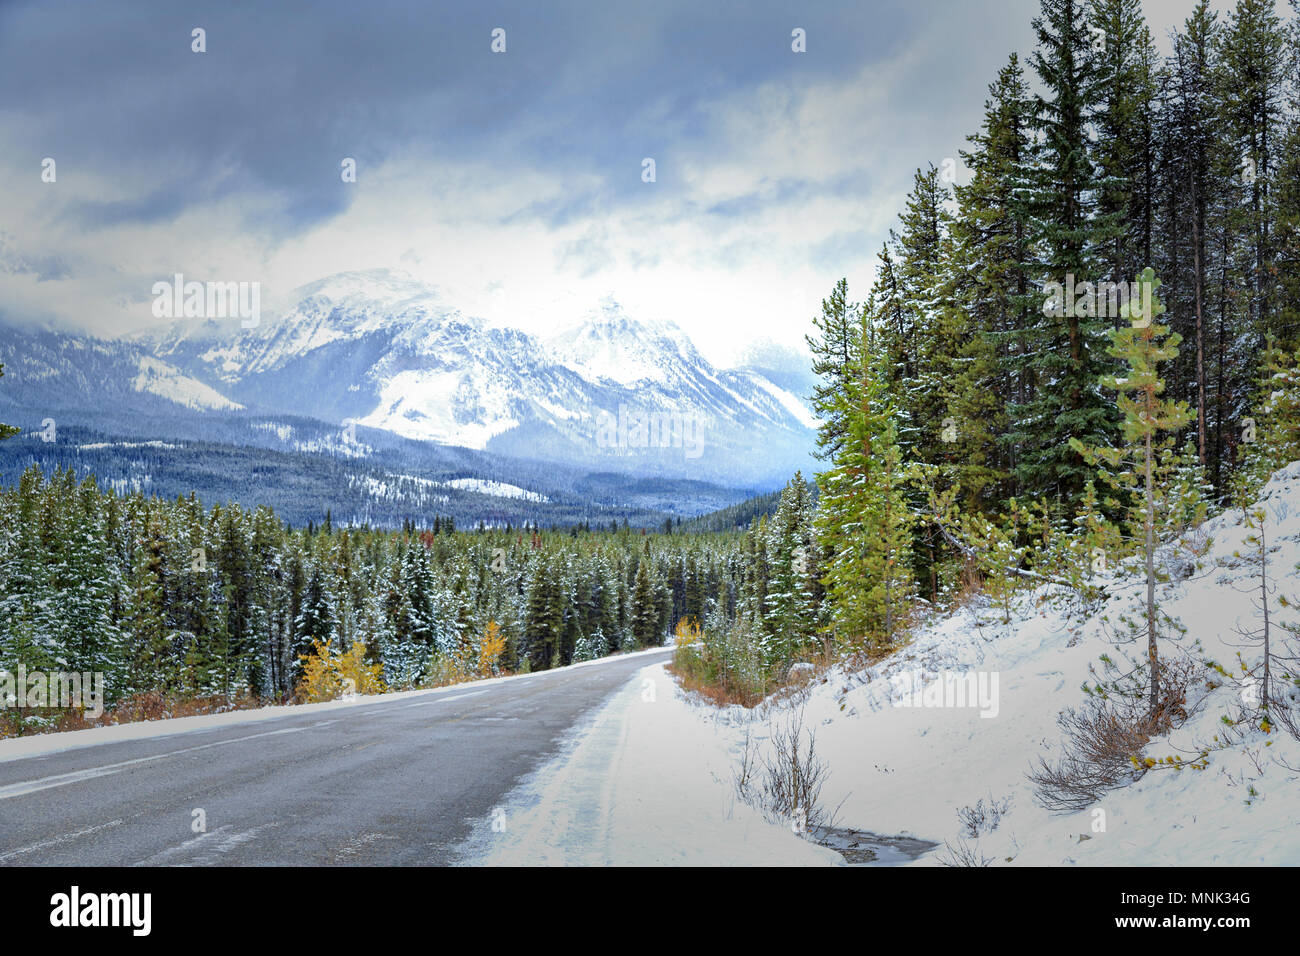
0 461 755 725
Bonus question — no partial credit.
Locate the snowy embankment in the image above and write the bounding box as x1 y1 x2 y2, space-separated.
457 659 838 865
801 461 1300 865
483 463 1300 865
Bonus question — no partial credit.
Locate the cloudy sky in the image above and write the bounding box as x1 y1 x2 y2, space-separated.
0 0 1224 367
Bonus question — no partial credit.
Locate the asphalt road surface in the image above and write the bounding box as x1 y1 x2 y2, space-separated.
0 649 671 866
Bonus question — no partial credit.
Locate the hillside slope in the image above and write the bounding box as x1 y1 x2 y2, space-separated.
791 461 1300 864
636 462 1300 865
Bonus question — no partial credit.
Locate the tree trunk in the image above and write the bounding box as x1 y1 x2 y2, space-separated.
1145 416 1158 724
1193 167 1207 465
1259 517 1271 712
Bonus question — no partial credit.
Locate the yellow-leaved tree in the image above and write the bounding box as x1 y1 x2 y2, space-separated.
478 620 506 676
295 639 386 703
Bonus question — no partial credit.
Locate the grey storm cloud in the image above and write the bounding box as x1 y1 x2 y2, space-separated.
0 0 924 236
6 0 1116 349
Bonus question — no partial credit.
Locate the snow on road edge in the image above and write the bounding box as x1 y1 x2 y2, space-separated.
455 660 839 866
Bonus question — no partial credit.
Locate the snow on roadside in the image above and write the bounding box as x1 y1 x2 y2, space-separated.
527 462 1300 867
788 461 1300 866
455 659 839 866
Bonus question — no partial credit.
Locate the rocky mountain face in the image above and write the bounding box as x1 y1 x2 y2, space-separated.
1 269 818 489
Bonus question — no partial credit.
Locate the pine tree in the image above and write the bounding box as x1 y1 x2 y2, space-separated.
816 337 914 647
61 476 126 684
1273 112 1300 342
1216 0 1289 348
736 518 769 631
124 510 173 696
1089 0 1159 288
296 561 338 660
1232 502 1281 723
630 550 660 648
945 54 1038 508
878 165 954 465
523 552 564 668
762 472 819 661
1166 1 1224 471
1069 268 1195 723
1239 337 1300 491
1016 0 1117 502
806 279 864 462
0 469 59 678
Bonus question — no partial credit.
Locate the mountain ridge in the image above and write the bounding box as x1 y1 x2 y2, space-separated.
1 268 818 489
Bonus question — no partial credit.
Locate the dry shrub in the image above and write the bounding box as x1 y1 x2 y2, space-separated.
1152 656 1200 731
951 554 990 613
1030 651 1204 812
105 690 259 723
1 691 261 738
1028 700 1153 812
669 618 771 707
957 793 1013 838
734 709 837 833
668 662 766 708
937 837 994 867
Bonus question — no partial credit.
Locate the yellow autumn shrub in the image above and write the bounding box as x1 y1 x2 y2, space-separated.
479 620 506 676
295 638 386 703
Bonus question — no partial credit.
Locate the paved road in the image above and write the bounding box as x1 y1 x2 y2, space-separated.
0 649 671 866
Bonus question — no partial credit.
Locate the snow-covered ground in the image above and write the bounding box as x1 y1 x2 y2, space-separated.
456 658 838 866
437 477 549 502
797 462 1300 865
488 462 1300 865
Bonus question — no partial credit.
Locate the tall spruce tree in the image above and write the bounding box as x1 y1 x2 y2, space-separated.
816 335 914 647
762 472 819 660
1216 0 1289 349
945 54 1038 509
1015 0 1117 503
805 278 863 462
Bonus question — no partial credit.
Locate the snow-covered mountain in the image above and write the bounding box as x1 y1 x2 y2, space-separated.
3 269 818 487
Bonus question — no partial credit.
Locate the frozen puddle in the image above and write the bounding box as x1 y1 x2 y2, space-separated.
810 826 937 865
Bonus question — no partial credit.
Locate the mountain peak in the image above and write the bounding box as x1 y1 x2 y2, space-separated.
289 268 440 314
546 299 702 387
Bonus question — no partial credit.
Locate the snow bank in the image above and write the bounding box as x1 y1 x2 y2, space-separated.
456 659 839 866
575 462 1300 866
789 461 1300 865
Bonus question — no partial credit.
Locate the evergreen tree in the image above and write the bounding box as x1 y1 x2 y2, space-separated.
523 553 564 668
1070 269 1195 723
945 54 1038 508
1089 0 1159 287
816 337 914 647
1015 0 1117 502
1216 0 1289 348
877 165 954 464
805 278 863 462
1165 1 1224 472
762 472 819 660
631 549 661 648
